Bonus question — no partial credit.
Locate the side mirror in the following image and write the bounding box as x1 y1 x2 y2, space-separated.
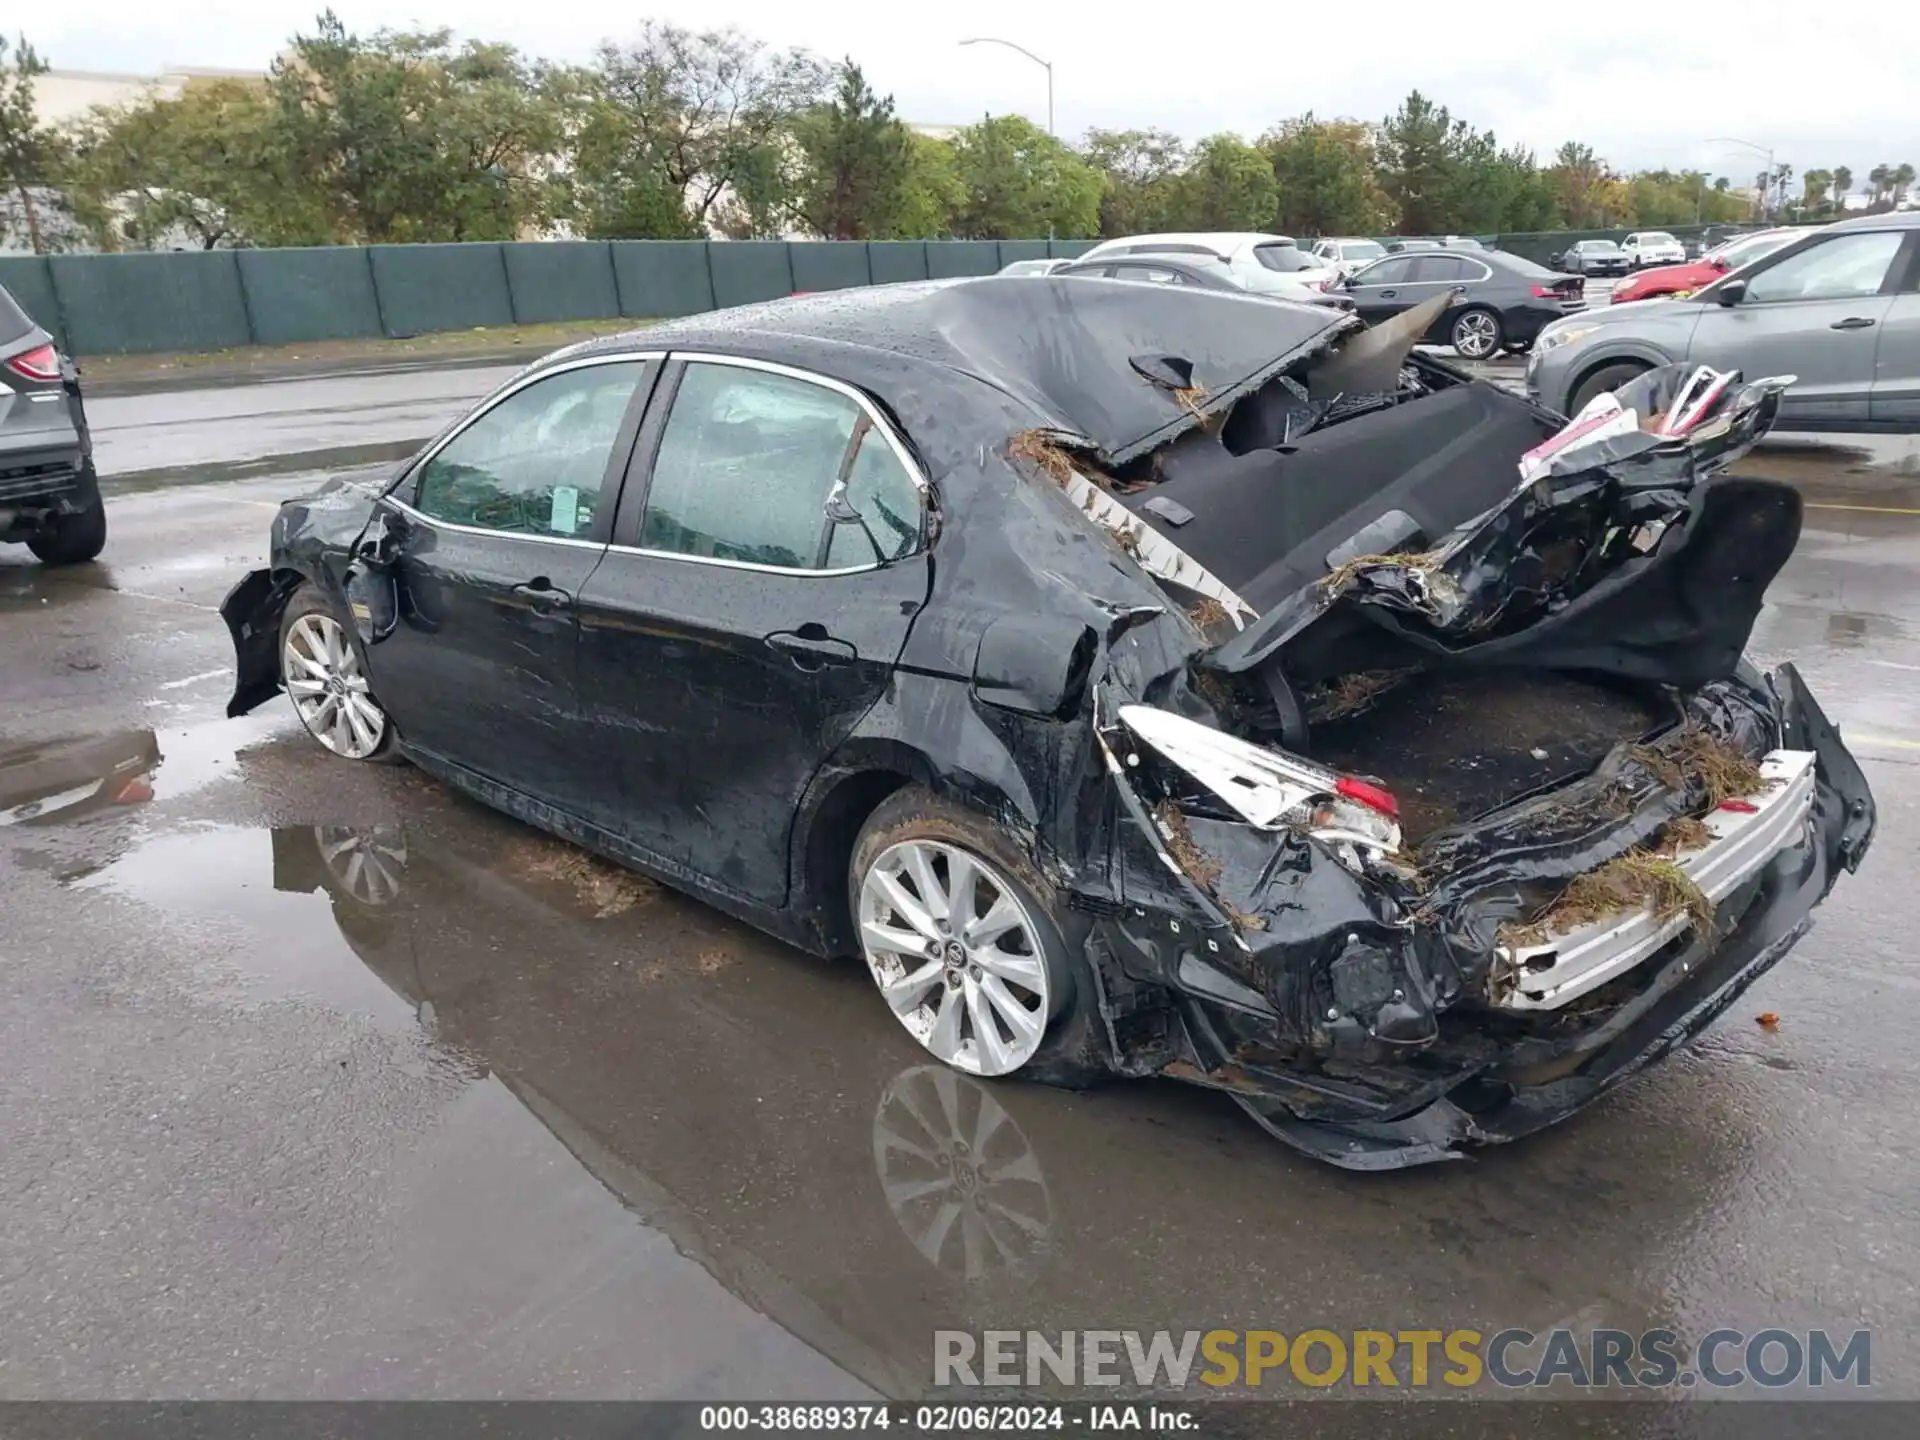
1715 278 1747 307
1709 257 1730 271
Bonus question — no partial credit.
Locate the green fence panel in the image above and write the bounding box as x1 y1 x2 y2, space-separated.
997 240 1049 267
48 250 250 355
867 242 929 284
1048 238 1098 259
788 242 871 292
502 241 620 324
237 247 382 346
610 241 714 318
0 254 63 350
708 242 795 309
368 243 512 336
927 241 1001 279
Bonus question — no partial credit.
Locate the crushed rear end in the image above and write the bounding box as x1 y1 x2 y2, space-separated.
1018 312 1875 1167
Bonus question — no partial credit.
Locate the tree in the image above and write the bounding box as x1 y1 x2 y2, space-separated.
1894 163 1916 204
0 33 66 253
895 132 963 237
1546 141 1616 227
791 62 911 239
1259 115 1390 236
1868 164 1890 206
267 12 565 244
63 80 318 249
1799 168 1833 215
1176 133 1276 231
1080 127 1186 237
1373 91 1456 232
1832 165 1852 209
571 21 829 238
949 114 1099 239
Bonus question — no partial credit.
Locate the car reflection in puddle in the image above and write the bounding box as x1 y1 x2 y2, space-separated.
873 1065 1054 1286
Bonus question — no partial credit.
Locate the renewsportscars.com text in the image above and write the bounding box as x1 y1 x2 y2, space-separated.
933 1328 1871 1390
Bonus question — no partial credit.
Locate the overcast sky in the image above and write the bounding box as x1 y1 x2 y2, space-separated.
30 2 1920 180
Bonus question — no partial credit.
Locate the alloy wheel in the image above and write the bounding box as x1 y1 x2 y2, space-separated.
1453 310 1500 359
314 824 408 906
857 840 1051 1076
283 612 389 760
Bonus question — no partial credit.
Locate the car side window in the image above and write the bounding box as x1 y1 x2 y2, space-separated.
640 362 918 571
1411 255 1471 282
1355 257 1415 285
1741 232 1905 303
1112 264 1181 285
826 424 923 568
411 362 647 539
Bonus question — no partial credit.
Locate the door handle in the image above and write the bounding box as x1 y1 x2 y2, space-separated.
767 626 857 671
1381 289 1398 298
1830 316 1876 330
511 577 573 605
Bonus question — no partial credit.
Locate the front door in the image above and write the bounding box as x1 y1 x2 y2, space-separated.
573 356 930 906
1686 229 1910 426
365 357 656 805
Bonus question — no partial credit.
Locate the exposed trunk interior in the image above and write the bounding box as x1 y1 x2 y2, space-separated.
1307 670 1675 844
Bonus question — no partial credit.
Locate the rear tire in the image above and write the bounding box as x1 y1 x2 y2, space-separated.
1568 361 1651 415
849 787 1107 1085
279 583 402 763
27 493 106 566
1449 307 1504 360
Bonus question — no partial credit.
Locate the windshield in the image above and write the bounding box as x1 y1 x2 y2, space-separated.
1642 233 1677 245
1252 244 1318 273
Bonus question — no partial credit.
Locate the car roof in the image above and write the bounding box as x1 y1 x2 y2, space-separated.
1828 210 1920 232
1085 231 1297 254
558 276 1352 467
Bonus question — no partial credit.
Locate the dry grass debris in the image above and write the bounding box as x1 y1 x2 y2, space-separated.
1631 722 1771 807
1188 596 1231 630
1501 847 1716 949
1309 668 1419 723
1657 816 1714 854
1008 429 1086 488
1318 550 1440 599
1172 384 1209 417
506 838 659 919
1154 800 1221 890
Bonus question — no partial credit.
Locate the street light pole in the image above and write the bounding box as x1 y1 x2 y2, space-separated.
960 37 1057 240
1708 137 1776 219
960 36 1054 138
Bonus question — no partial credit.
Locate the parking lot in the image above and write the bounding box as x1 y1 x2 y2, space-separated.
4 342 1919 1401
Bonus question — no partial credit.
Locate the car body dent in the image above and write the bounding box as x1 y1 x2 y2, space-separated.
219 279 1874 1168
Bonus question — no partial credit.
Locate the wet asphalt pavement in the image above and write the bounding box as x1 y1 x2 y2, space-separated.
3 359 1919 1403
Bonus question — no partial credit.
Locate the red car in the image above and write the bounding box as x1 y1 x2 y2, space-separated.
1609 227 1804 303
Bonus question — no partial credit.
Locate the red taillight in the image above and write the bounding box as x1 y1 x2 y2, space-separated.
1335 775 1399 820
5 343 60 382
110 775 155 805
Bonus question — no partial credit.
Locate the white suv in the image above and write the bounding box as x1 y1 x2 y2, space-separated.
1075 232 1340 294
1622 231 1687 268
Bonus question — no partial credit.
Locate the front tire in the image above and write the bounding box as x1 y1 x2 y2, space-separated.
1568 360 1651 416
279 583 399 762
27 493 106 566
1450 307 1503 360
850 787 1098 1081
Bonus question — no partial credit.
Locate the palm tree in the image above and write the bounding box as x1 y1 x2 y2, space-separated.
1895 163 1917 204
1868 164 1890 206
1833 164 1852 209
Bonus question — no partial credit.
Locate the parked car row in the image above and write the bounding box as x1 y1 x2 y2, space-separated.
1528 210 1920 426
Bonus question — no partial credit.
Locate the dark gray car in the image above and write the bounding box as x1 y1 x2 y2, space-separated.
1528 211 1920 426
0 284 104 565
1053 253 1356 310
1555 239 1631 276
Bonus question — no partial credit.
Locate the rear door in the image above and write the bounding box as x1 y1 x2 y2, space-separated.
1686 229 1909 425
365 355 656 806
571 354 930 906
1868 241 1920 426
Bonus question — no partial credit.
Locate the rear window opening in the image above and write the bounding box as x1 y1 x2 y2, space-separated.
1252 244 1318 273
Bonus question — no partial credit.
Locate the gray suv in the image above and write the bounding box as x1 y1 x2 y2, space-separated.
1528 211 1920 429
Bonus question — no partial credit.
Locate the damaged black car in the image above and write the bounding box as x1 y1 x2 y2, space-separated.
219 277 1875 1168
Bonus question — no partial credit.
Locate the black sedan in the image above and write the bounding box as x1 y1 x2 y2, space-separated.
1053 252 1354 309
1 281 105 565
1337 247 1586 358
219 277 1871 1168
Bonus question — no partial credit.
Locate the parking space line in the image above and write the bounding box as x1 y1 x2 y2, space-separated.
1805 503 1920 516
1849 733 1920 750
